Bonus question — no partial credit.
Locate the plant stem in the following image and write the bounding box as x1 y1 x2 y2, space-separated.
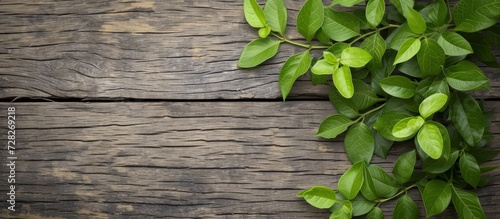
377 184 418 203
271 33 330 49
354 102 387 123
349 24 401 46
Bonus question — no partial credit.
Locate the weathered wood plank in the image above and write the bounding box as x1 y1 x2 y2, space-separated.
0 101 498 218
0 0 498 100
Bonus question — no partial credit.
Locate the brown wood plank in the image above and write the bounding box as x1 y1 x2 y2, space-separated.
0 101 498 218
0 0 498 100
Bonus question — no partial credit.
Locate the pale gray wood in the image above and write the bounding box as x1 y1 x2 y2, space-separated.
0 101 498 218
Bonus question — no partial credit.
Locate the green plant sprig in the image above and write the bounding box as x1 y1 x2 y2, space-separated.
238 0 500 218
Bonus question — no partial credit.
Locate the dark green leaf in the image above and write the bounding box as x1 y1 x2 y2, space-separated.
353 9 373 30
451 186 485 219
238 38 281 68
311 71 329 85
367 207 384 219
368 165 399 198
414 76 449 103
279 51 311 101
329 87 359 118
334 0 364 7
405 6 427 34
423 150 459 174
351 194 377 216
449 92 485 146
393 150 417 184
419 93 448 119
460 153 481 188
297 186 337 209
366 0 385 27
374 111 413 141
469 148 500 164
380 76 416 99
453 0 500 32
387 24 417 50
437 32 473 56
264 0 287 35
316 114 354 139
361 163 378 201
369 50 397 95
352 79 383 110
420 0 448 26
333 65 354 98
445 60 489 91
465 32 500 67
374 132 394 159
398 57 424 78
389 0 415 16
297 0 324 42
316 28 333 45
417 38 445 76
394 38 421 65
328 42 351 57
417 123 444 159
360 33 386 63
323 9 360 42
393 194 419 219
423 180 452 217
244 0 266 28
345 123 375 164
338 162 364 199
340 47 373 68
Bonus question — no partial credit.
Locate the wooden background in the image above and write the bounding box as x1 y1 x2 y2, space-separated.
0 0 498 218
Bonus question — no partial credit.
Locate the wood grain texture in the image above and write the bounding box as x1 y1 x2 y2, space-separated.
0 0 498 100
0 101 499 218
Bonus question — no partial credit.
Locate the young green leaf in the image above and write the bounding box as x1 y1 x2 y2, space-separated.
338 162 364 200
437 32 473 56
453 0 500 32
418 93 448 119
297 186 337 209
366 207 384 219
296 0 324 42
445 60 489 91
393 150 416 184
405 6 427 34
328 87 360 118
324 51 338 65
449 92 485 146
415 76 449 103
238 38 281 68
352 79 383 110
417 123 443 159
340 47 373 68
360 32 386 63
389 0 415 16
323 9 360 42
316 114 354 139
278 51 312 100
312 59 338 75
392 116 424 138
417 38 445 76
345 123 375 164
330 200 353 219
264 0 287 36
459 153 481 188
366 0 385 27
368 165 400 198
394 38 421 65
333 65 354 98
258 26 271 38
243 0 266 28
387 24 417 50
451 186 486 219
333 0 364 7
380 76 416 99
419 0 448 27
422 180 452 217
393 194 419 219
374 111 413 141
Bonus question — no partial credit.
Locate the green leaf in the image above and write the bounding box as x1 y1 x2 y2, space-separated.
393 194 418 219
449 92 485 146
405 6 427 34
328 87 359 118
361 163 378 201
417 38 445 76
390 0 415 16
451 186 485 219
387 24 417 50
366 207 384 219
316 28 333 45
264 0 287 35
323 9 360 42
437 32 473 56
374 111 413 141
338 162 364 199
380 76 416 99
460 153 481 188
398 57 424 78
351 195 377 216
419 93 448 119
244 0 266 28
420 0 448 27
278 51 312 101
328 42 351 57
417 123 443 159
465 32 500 67
316 114 354 139
333 65 354 99
297 186 337 209
311 72 329 85
324 51 338 65
368 165 400 198
423 150 459 174
238 38 281 68
345 123 375 164
333 0 364 7
366 0 385 27
296 0 324 42
453 0 500 32
312 59 338 75
392 116 424 138
445 60 489 91
330 200 353 219
340 47 373 68
352 80 383 111
394 38 421 65
354 9 373 30
422 180 452 217
374 132 394 159
258 26 271 38
393 150 417 184
360 33 386 63
414 76 449 103
469 148 500 164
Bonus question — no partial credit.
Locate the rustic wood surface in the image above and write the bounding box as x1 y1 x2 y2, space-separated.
0 0 498 100
0 102 498 219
